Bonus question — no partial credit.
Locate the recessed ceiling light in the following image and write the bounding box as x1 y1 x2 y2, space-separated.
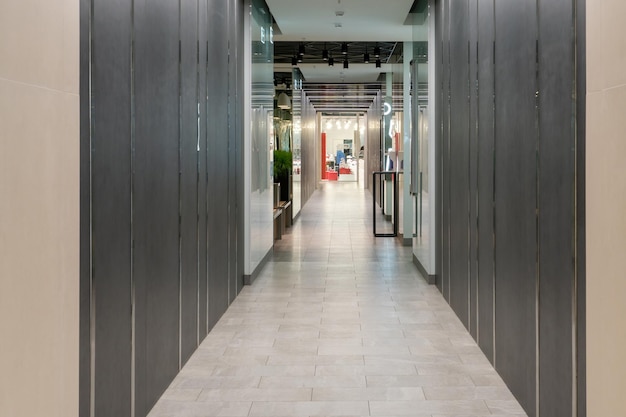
335 10 344 17
334 22 342 28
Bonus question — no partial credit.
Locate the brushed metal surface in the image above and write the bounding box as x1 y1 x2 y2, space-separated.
180 0 200 368
197 0 209 340
91 0 134 415
133 0 181 414
447 0 470 328
575 1 586 416
79 0 92 414
537 0 576 415
468 0 479 340
439 0 450 300
206 0 231 331
476 0 495 363
493 2 538 415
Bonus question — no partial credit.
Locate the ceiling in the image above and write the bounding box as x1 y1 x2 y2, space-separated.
266 0 415 42
265 0 429 113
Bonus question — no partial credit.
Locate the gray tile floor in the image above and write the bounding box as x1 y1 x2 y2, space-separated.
148 182 527 417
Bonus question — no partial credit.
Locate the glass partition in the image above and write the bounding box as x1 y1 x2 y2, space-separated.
291 89 302 215
411 0 435 277
248 0 274 272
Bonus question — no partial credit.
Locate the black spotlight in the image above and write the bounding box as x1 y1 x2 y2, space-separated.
291 55 298 66
298 43 305 57
364 52 370 63
328 56 334 66
341 42 348 55
375 59 381 68
373 44 381 58
343 59 349 69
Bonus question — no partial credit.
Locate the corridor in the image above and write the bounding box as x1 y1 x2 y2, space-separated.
148 182 527 417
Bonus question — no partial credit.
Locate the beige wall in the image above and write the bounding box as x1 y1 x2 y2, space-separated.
586 0 626 415
0 0 80 416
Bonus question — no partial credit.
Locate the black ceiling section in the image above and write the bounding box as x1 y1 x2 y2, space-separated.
274 41 403 66
272 41 429 114
303 83 381 113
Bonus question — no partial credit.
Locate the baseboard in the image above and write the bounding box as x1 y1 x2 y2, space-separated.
413 254 436 285
243 248 273 286
397 235 412 246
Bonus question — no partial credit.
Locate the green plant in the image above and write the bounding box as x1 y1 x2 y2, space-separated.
273 150 292 180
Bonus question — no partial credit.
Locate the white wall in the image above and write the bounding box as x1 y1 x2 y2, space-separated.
586 0 626 415
0 0 79 416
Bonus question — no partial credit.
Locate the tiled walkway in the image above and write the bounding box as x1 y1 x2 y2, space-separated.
149 182 527 417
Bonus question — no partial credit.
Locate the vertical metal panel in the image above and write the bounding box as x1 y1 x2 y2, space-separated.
206 0 231 330
448 0 470 326
197 0 209 340
575 1 586 415
91 0 133 415
537 0 576 415
180 0 200 366
468 0 479 339
476 0 495 363
366 93 381 195
133 0 181 414
301 94 319 207
235 0 246 298
493 1 538 415
439 0 450 298
79 0 92 414
227 0 243 301
434 0 444 293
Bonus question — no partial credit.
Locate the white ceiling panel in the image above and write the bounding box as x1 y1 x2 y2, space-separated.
267 0 415 41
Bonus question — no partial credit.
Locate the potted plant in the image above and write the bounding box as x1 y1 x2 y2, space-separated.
273 149 292 202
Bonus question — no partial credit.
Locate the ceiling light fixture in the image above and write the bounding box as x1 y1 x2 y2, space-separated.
328 56 334 66
364 46 370 63
341 42 348 55
373 44 381 58
343 59 349 69
375 59 381 68
277 92 291 109
298 43 305 57
291 55 298 66
322 43 329 61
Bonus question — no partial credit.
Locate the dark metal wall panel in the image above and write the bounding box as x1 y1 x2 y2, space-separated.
206 0 231 330
133 0 181 414
91 1 133 415
180 0 200 366
447 0 470 327
493 2 538 415
79 0 91 414
228 0 244 301
197 0 209 339
435 0 583 415
300 94 318 207
575 1 586 415
234 0 246 297
366 93 382 195
439 0 450 298
467 0 479 339
537 1 575 415
82 0 245 415
476 0 495 363
434 0 444 294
